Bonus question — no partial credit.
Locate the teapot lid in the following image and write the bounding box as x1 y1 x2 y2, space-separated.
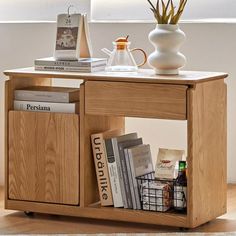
115 35 129 50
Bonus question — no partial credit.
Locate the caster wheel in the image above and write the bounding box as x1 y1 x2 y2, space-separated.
24 211 34 217
179 227 188 231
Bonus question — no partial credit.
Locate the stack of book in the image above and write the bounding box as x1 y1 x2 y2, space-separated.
91 130 154 209
14 86 80 113
34 57 107 73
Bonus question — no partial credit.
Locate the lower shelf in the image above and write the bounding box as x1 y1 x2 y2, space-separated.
6 199 189 228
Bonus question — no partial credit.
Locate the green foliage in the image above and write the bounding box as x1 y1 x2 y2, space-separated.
147 0 187 24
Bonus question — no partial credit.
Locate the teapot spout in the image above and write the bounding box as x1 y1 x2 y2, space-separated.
101 48 112 56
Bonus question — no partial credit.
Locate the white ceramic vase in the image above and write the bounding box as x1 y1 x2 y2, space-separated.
148 24 186 75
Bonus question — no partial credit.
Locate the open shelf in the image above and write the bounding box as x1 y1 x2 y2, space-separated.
7 199 188 227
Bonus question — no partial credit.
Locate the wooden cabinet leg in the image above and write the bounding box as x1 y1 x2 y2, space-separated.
187 79 227 227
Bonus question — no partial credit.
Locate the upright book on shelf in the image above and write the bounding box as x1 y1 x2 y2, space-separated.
14 86 80 103
104 138 123 208
91 129 123 206
125 144 154 210
106 133 138 209
118 138 143 209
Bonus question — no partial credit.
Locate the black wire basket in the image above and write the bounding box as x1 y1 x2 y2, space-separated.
136 172 187 212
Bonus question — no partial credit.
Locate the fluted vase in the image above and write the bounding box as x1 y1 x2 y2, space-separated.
148 24 186 75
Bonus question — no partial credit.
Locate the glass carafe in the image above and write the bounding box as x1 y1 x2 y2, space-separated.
102 41 147 72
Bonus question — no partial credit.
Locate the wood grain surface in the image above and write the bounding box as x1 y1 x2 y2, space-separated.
5 77 51 205
187 79 227 227
3 70 228 229
5 199 188 227
1 185 236 233
8 111 79 205
4 67 228 85
85 81 187 120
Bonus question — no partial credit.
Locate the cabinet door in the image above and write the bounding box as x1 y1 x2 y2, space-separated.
8 111 79 205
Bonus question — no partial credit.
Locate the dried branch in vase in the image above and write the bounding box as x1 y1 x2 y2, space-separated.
147 0 188 24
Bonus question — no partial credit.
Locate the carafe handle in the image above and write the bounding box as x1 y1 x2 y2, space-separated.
130 48 147 67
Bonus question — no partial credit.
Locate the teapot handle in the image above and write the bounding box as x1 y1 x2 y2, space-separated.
130 48 147 67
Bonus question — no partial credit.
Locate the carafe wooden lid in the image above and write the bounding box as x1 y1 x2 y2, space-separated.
115 36 129 50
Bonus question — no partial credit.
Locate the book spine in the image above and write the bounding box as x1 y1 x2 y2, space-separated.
14 100 79 114
112 139 128 208
35 65 105 72
128 149 142 210
91 134 113 206
35 65 91 72
35 60 106 67
14 90 70 103
104 139 124 208
124 148 137 209
119 146 133 209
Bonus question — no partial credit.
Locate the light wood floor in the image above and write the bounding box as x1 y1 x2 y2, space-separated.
0 185 236 234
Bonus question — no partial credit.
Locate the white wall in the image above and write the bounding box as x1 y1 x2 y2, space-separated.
1 0 236 22
0 0 90 21
91 0 236 21
0 22 235 185
0 23 57 186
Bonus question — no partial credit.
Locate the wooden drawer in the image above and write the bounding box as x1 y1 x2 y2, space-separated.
85 81 187 120
8 111 79 205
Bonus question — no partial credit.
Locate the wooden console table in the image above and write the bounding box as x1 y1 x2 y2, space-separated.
4 68 228 228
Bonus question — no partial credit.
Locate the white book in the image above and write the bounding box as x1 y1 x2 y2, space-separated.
14 86 80 103
104 139 123 208
14 100 79 113
125 145 144 210
124 148 137 209
35 57 107 67
111 133 138 208
54 13 92 60
118 138 143 209
35 65 105 73
126 144 154 210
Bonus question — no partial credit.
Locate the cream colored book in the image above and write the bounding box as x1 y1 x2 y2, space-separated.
111 133 138 208
91 129 123 206
126 144 154 210
14 86 80 103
